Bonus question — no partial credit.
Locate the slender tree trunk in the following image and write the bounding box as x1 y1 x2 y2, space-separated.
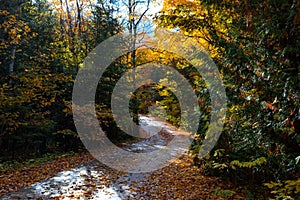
65 0 73 37
8 1 25 86
76 0 82 34
59 0 65 36
126 0 150 136
8 45 16 86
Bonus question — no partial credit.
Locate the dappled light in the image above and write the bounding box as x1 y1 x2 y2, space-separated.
0 0 299 199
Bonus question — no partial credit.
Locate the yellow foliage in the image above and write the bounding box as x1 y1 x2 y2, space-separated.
0 10 10 15
264 179 300 199
162 0 196 11
230 157 267 169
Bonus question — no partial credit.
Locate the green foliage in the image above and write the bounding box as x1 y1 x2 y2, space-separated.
0 68 78 160
133 83 182 126
0 0 121 162
157 0 300 196
213 187 236 198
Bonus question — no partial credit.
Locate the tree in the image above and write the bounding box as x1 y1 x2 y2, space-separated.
156 0 299 196
0 0 31 84
0 0 122 160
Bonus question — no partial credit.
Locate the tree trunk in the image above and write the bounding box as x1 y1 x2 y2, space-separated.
9 45 16 86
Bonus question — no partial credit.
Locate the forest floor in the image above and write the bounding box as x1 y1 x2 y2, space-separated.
0 116 248 199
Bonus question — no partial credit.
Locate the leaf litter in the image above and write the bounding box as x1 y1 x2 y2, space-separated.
1 116 246 199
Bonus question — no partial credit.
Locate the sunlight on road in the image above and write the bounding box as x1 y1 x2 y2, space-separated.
31 166 125 199
28 115 189 199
